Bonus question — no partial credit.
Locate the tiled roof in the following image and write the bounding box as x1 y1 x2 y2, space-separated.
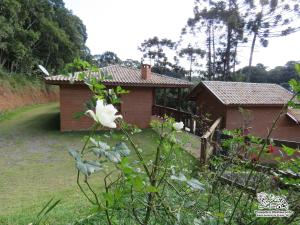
287 108 300 124
45 65 192 88
188 81 293 106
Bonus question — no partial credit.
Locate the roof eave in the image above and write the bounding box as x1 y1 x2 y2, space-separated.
44 79 192 88
226 103 286 107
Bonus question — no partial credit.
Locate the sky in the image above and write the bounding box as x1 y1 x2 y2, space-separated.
64 0 300 70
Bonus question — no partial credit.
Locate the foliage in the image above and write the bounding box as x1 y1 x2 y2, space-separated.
93 51 122 68
231 61 300 86
32 198 61 225
180 0 300 80
178 44 205 81
138 36 188 79
0 0 89 74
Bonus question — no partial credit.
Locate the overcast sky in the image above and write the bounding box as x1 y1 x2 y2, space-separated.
64 0 300 70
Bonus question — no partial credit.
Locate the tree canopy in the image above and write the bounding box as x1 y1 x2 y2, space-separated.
0 0 89 74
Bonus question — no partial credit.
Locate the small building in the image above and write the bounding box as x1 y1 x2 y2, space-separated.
188 81 300 142
45 65 192 131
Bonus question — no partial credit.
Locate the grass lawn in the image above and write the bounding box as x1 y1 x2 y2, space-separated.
0 103 199 225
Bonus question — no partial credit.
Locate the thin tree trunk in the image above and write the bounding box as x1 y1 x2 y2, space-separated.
233 42 238 75
212 24 216 80
247 31 257 82
225 27 232 81
189 57 192 82
207 22 212 80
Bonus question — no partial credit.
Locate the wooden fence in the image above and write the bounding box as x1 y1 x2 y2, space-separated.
198 117 300 192
152 104 203 135
199 117 222 163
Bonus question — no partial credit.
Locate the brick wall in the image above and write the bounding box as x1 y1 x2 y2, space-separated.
121 87 154 128
226 106 300 142
60 84 94 131
196 86 300 142
59 84 154 131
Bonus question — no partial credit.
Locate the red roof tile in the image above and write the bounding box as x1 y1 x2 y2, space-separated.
188 81 294 106
45 65 192 88
287 108 300 124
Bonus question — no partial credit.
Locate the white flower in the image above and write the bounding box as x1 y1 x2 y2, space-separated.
185 127 191 132
85 99 122 128
173 122 184 131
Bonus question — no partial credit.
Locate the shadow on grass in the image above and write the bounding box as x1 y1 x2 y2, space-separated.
25 112 61 132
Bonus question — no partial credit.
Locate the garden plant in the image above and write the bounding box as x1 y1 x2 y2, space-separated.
62 59 300 225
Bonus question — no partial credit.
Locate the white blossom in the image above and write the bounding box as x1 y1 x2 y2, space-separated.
173 122 184 131
85 99 122 128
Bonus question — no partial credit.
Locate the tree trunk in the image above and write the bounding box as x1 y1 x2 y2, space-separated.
212 24 216 80
207 22 212 80
233 42 238 75
189 57 192 82
247 31 257 82
224 27 232 81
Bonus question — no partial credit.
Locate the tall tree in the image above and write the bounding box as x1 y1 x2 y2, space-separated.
245 0 300 81
178 44 205 81
93 51 121 67
138 36 175 69
184 0 245 80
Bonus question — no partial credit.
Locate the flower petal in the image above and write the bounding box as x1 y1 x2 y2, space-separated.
105 104 118 115
85 110 98 122
95 99 105 118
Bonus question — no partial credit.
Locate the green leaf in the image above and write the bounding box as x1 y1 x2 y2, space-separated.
84 160 102 175
170 173 187 182
145 185 158 193
73 111 85 120
69 149 81 161
282 145 296 156
76 160 102 176
90 138 110 157
105 151 121 163
187 178 205 191
113 142 131 157
78 72 85 81
131 176 144 191
76 160 88 176
295 63 300 75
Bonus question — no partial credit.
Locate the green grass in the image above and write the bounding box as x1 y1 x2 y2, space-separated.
0 103 164 225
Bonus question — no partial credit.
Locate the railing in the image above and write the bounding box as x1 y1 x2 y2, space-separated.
152 104 203 135
199 117 222 163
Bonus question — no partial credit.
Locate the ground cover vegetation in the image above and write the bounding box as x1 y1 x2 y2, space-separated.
0 103 190 224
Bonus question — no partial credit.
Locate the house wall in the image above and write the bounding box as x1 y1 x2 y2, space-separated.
59 84 94 131
195 85 300 142
226 106 300 142
196 87 227 126
120 87 154 128
59 84 154 131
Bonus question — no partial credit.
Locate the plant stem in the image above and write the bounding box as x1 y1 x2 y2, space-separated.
143 123 165 224
120 124 151 177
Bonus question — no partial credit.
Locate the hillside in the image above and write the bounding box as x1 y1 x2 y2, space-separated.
0 72 58 111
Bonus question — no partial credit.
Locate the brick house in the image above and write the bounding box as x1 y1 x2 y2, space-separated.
45 65 192 131
187 81 300 142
